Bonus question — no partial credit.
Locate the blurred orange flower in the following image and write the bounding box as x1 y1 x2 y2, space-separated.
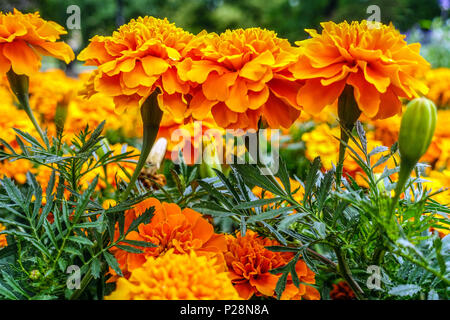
78 16 194 113
109 197 227 280
106 250 240 300
173 28 303 130
225 230 319 300
291 20 429 119
0 223 7 247
0 9 74 76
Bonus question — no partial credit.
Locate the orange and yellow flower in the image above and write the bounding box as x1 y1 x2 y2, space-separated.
0 9 74 76
225 230 319 300
109 197 227 280
106 249 240 300
291 20 430 119
0 223 7 247
157 113 224 164
172 28 303 130
78 16 194 113
424 68 450 109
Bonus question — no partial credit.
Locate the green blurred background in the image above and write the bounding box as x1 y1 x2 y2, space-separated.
1 0 449 68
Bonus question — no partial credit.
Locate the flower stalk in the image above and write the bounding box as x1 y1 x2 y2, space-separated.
389 97 437 217
336 85 361 186
6 69 46 143
119 89 163 201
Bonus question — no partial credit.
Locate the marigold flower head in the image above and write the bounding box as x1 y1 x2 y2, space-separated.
291 20 430 119
78 16 194 113
172 28 303 130
0 223 7 247
106 249 240 300
0 9 74 76
225 230 319 300
109 197 227 280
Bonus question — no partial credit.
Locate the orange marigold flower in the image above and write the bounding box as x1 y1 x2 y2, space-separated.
172 28 303 130
106 249 241 300
109 197 227 280
291 20 430 119
329 281 356 300
0 9 74 75
225 230 320 300
0 223 7 247
78 16 194 113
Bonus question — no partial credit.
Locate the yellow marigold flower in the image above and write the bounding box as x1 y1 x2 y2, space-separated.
302 123 398 186
174 28 303 130
80 144 138 190
0 9 74 75
291 20 430 119
424 68 450 108
105 250 240 300
225 230 319 300
0 223 7 247
28 69 77 123
302 123 340 171
78 16 194 113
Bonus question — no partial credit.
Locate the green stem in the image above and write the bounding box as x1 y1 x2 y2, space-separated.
389 160 414 219
334 247 366 300
119 90 163 202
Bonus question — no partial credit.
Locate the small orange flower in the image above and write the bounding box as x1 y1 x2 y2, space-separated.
173 28 303 130
329 281 356 300
106 250 241 300
0 9 74 76
291 20 429 119
225 230 320 300
0 223 7 247
109 197 227 280
78 16 194 113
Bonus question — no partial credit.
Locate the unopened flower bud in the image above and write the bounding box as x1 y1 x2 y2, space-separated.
398 97 437 167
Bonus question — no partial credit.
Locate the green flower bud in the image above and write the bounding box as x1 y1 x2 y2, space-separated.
390 97 437 217
29 269 41 281
398 97 437 166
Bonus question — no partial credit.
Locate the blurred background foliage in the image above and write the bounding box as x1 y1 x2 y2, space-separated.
1 0 448 68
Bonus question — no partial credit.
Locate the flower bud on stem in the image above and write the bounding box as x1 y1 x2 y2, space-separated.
6 69 46 143
120 89 163 202
389 97 437 218
336 86 361 186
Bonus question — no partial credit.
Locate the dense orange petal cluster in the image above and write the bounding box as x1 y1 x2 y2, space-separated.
109 197 227 279
291 20 430 119
225 230 319 300
168 28 302 130
106 250 240 300
78 16 194 113
0 9 74 75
